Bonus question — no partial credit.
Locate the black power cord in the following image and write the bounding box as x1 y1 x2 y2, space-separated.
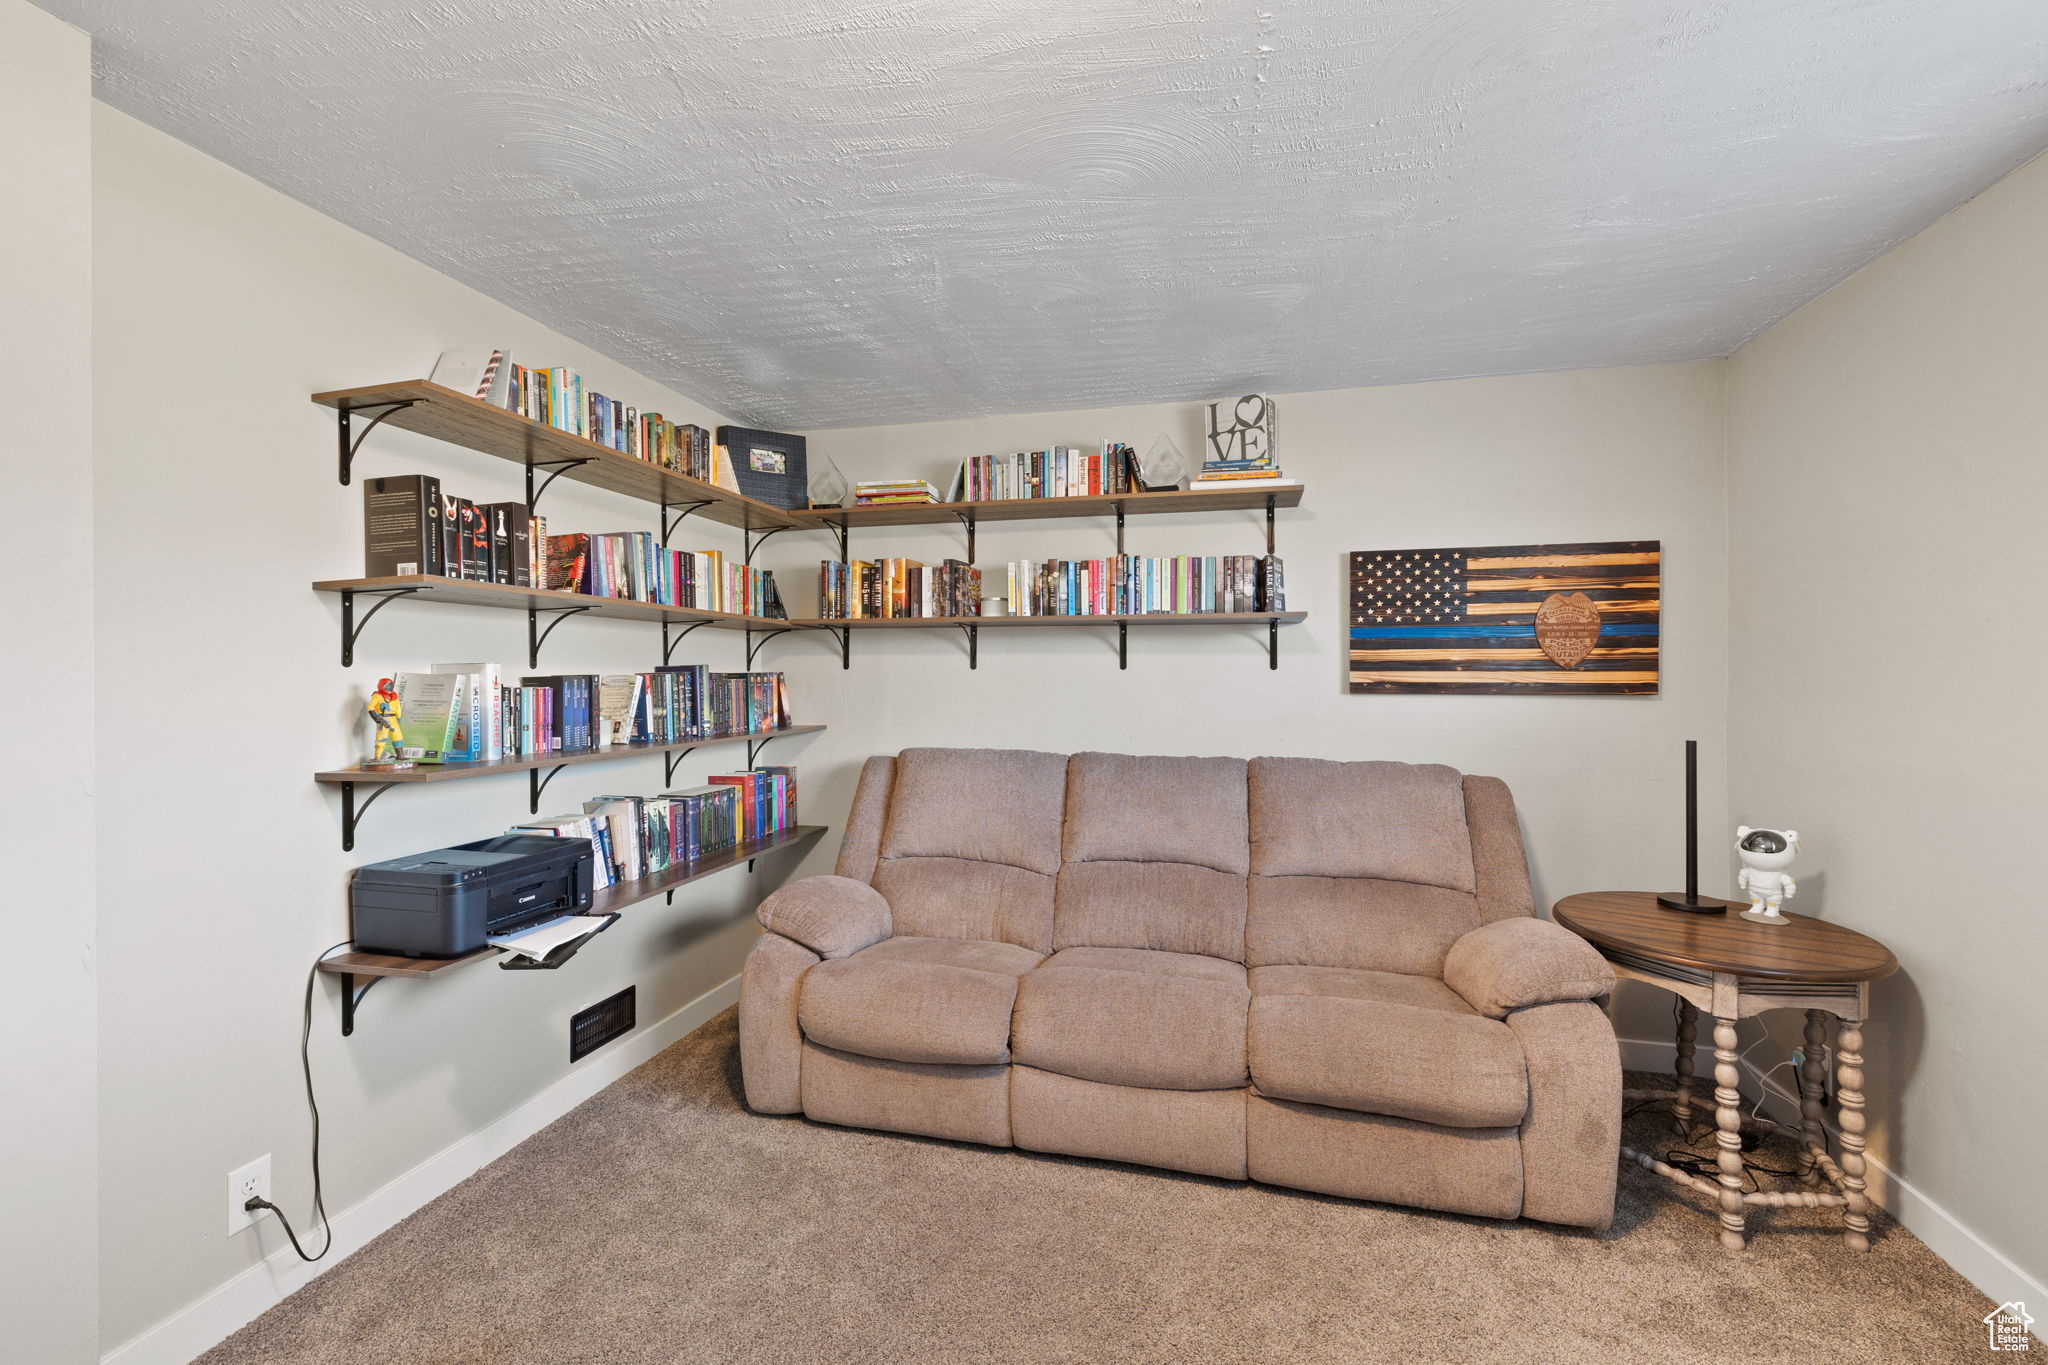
244 945 347 1262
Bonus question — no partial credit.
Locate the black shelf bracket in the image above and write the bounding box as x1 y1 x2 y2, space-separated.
523 457 594 512
337 972 379 1037
661 618 711 666
958 623 979 670
743 524 794 565
838 625 851 670
952 510 977 564
831 518 850 563
662 746 698 786
336 401 419 485
1266 493 1277 555
1114 502 1126 556
528 604 595 668
529 764 568 814
1268 617 1279 670
340 586 424 667
746 627 795 669
1118 621 1128 671
661 499 715 547
339 780 399 852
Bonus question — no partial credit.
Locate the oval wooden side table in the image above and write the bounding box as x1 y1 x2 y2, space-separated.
1552 891 1899 1253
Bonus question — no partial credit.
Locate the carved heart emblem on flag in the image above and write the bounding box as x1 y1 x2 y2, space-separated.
1534 591 1602 670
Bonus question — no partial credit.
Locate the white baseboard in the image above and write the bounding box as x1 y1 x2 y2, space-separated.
1618 1035 2046 1320
101 975 742 1365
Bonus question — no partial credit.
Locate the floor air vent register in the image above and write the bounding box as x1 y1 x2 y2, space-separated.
570 986 636 1062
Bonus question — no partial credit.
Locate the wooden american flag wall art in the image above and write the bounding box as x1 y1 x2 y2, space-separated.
1348 540 1661 695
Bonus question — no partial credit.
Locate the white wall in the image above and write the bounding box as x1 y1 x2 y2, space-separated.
763 364 1730 1052
90 106 795 1355
0 4 98 1360
1727 152 2048 1300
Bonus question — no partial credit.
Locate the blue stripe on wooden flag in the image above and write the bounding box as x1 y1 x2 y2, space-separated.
1349 623 1660 641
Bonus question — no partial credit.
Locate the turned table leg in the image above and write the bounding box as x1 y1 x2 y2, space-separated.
1674 1000 1698 1135
1714 1014 1747 1252
1837 1019 1872 1250
1798 1010 1828 1184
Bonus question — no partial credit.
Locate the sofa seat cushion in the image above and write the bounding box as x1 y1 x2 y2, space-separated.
1247 965 1528 1127
1012 947 1249 1091
798 936 1042 1067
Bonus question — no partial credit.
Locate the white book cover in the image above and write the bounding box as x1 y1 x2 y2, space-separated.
428 348 500 399
435 662 503 760
596 674 642 748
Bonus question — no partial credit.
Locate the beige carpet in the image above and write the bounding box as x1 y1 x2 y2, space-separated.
200 1012 1999 1364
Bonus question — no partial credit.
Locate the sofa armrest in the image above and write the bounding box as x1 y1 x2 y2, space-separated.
756 875 892 959
1443 917 1614 1018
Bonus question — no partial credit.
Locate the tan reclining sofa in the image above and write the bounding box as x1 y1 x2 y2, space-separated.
739 748 1622 1228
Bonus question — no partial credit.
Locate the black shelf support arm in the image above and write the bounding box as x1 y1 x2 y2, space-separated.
746 627 795 670
661 499 715 547
1269 618 1279 671
337 972 379 1038
1114 502 1125 556
336 401 419 485
524 458 594 512
528 605 595 669
953 510 977 564
340 586 424 667
339 781 399 852
661 618 711 666
1119 621 1129 671
662 746 698 787
957 623 979 670
743 524 794 565
529 764 568 815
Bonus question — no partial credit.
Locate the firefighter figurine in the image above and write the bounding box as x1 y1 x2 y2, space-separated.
366 677 411 768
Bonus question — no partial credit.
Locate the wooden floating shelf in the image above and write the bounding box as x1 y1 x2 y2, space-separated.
784 612 1307 630
790 484 1304 528
320 824 828 983
311 573 788 628
314 723 825 786
315 380 811 529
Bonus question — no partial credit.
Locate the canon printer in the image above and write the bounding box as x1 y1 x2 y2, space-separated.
351 834 595 958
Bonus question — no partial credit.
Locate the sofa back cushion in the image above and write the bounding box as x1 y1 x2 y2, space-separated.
1246 758 1484 974
873 747 1068 952
1054 752 1249 960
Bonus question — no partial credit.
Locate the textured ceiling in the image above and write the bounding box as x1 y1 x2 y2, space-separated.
39 0 2048 428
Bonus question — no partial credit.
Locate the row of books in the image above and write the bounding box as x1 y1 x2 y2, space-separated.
1000 555 1285 616
947 443 1143 503
511 766 796 887
364 474 537 583
382 667 789 764
818 559 984 620
429 349 728 483
854 479 941 505
543 531 785 617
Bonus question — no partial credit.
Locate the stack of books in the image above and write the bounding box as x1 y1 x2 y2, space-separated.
541 532 785 617
1000 555 1285 617
511 768 797 888
1190 457 1297 490
854 479 941 505
818 558 982 619
949 444 1142 502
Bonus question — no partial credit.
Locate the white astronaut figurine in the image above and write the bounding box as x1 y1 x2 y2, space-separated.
1735 827 1799 923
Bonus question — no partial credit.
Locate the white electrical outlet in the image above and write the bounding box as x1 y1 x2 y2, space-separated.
227 1155 271 1235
